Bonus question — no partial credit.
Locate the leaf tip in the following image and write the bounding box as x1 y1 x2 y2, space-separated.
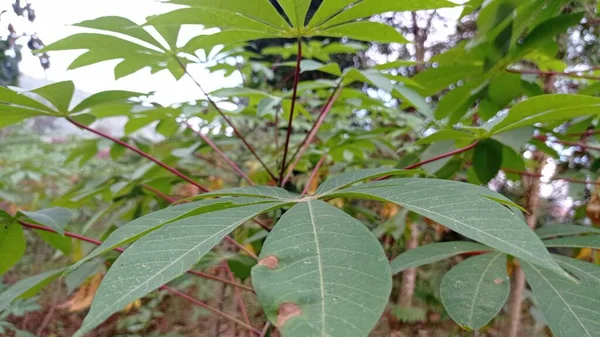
276 302 301 327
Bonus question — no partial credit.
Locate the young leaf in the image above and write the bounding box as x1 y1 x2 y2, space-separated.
543 236 600 249
30 81 75 113
472 139 503 184
391 242 491 274
522 261 600 337
0 217 26 275
252 200 391 337
73 202 285 337
440 253 509 330
0 268 66 312
316 168 421 197
536 224 600 239
19 207 73 235
327 179 568 278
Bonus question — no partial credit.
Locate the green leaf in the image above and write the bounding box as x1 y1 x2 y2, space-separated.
472 139 503 184
41 33 157 53
0 105 54 128
316 168 421 196
490 95 600 135
71 91 144 113
553 255 600 291
317 21 407 43
278 0 311 29
420 141 456 174
19 207 73 235
30 81 75 113
73 202 284 337
0 86 55 112
191 187 300 201
536 225 600 239
327 179 568 278
165 0 289 30
252 200 391 337
488 73 521 106
0 268 66 312
415 130 477 145
435 78 488 123
521 261 600 337
35 231 72 255
147 8 284 35
543 236 600 249
391 242 491 274
440 253 509 330
317 0 457 28
70 199 238 271
74 16 161 48
65 259 106 294
0 218 26 275
227 255 257 281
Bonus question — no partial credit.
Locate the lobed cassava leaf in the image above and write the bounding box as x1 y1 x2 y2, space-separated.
326 179 568 278
252 200 391 337
73 201 285 337
522 262 600 337
391 241 491 274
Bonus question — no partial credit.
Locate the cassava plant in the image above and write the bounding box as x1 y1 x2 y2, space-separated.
2 1 600 336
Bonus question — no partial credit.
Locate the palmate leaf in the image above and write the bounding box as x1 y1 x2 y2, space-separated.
73 201 286 337
154 0 462 48
522 261 600 337
252 200 391 337
39 16 185 80
440 253 510 330
326 179 568 278
391 241 491 274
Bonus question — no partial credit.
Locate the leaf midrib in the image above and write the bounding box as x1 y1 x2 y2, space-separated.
307 200 326 337
468 253 503 327
526 263 592 337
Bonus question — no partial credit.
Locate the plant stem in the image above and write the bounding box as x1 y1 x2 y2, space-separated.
142 184 177 203
282 84 342 186
279 39 303 186
161 285 261 335
398 220 419 307
223 261 255 336
301 153 327 197
259 322 271 337
18 220 255 293
225 236 258 261
176 57 278 182
506 68 600 81
186 122 254 186
404 141 479 170
505 152 544 337
66 117 209 192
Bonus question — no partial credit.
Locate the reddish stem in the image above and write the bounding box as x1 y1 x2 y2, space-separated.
301 153 327 197
507 68 600 81
18 220 254 293
223 261 254 335
282 84 342 186
177 58 277 182
187 122 255 186
142 185 177 203
225 236 258 260
161 285 261 335
279 40 303 186
66 117 208 193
